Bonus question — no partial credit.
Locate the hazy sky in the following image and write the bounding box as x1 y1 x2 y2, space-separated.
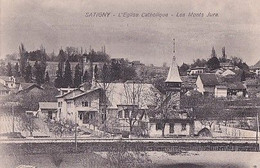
1 0 260 66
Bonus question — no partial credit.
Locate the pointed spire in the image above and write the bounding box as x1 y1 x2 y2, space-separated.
165 56 182 83
165 39 182 83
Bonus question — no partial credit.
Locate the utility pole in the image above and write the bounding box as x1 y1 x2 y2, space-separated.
75 111 78 152
256 111 259 151
12 105 14 133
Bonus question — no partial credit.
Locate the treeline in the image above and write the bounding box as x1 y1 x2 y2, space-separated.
178 46 250 75
54 58 137 88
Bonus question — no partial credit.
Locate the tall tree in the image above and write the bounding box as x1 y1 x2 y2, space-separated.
63 60 73 87
24 64 32 83
222 47 226 58
211 46 217 58
33 61 42 85
83 70 90 83
45 71 50 83
14 63 20 77
6 63 13 76
19 43 27 76
74 64 82 87
54 61 63 88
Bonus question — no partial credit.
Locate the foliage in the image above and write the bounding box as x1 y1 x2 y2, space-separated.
6 63 12 76
107 143 152 168
63 60 73 87
73 64 82 87
211 47 217 58
191 58 207 68
19 43 28 76
14 63 20 77
45 71 50 83
24 63 32 82
207 56 220 70
47 119 76 137
179 63 190 76
19 113 40 137
54 61 63 88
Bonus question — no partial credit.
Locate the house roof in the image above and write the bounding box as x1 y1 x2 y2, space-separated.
65 88 101 100
226 82 246 90
19 83 41 90
0 76 13 82
105 82 160 108
0 83 9 91
56 88 84 98
39 102 57 109
199 73 219 86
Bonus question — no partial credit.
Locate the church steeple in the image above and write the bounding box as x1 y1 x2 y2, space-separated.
165 39 182 92
165 39 182 110
165 56 182 83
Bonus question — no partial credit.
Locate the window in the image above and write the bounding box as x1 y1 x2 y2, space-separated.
170 123 175 133
124 110 129 118
181 123 187 131
82 101 89 107
118 111 123 118
156 123 163 130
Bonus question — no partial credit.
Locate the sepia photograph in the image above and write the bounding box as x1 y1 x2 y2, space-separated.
0 0 260 167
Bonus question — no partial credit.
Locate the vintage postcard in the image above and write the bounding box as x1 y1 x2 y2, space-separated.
0 0 260 167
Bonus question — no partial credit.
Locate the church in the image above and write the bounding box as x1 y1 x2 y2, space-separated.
148 56 194 137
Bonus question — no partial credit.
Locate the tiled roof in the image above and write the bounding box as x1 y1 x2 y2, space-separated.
199 73 219 86
226 82 246 90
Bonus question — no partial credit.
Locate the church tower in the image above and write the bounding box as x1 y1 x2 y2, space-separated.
165 39 182 110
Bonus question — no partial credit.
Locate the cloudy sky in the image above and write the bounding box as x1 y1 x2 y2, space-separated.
1 0 260 66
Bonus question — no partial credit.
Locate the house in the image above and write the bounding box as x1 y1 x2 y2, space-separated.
17 83 43 94
221 69 236 76
38 102 58 120
180 76 197 94
149 56 194 137
196 73 247 98
220 62 235 70
250 60 260 76
244 79 260 98
188 66 206 76
196 73 219 96
0 83 10 96
214 85 228 98
0 76 17 89
226 82 246 97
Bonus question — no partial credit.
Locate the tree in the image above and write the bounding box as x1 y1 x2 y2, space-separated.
19 113 39 137
74 64 82 87
33 61 44 85
63 60 73 87
191 58 207 68
211 46 217 58
83 70 90 83
24 64 32 83
19 43 28 76
179 63 190 76
14 63 20 77
123 81 147 133
6 63 13 76
207 56 220 70
54 61 63 88
98 63 112 123
45 71 50 83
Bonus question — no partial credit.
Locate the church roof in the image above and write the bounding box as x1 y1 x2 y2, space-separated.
165 56 182 83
